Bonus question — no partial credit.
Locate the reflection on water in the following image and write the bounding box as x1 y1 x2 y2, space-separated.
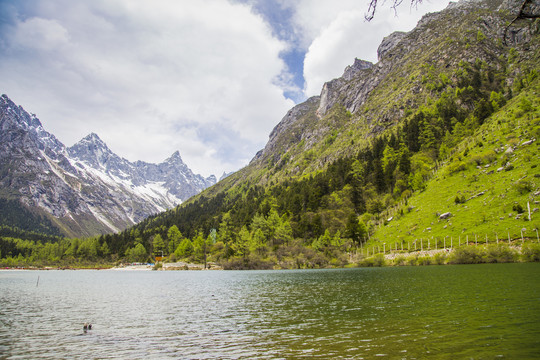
1 263 539 359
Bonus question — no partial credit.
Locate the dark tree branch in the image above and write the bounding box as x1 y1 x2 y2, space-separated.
365 0 423 21
365 0 379 21
503 0 540 46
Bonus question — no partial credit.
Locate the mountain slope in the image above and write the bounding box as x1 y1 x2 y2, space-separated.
372 80 539 246
0 95 216 237
187 0 535 195
21 0 537 268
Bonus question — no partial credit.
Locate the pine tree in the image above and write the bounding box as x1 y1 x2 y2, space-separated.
153 234 165 256
175 238 193 259
167 225 182 255
249 228 266 255
233 226 250 258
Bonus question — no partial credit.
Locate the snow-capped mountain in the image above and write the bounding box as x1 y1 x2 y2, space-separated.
0 94 216 237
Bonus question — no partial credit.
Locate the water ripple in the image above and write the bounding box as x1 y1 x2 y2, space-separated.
1 264 539 359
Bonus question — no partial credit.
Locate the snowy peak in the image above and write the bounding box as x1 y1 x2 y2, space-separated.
68 133 114 163
0 94 218 237
1 94 64 156
207 174 217 184
81 132 109 149
67 132 132 176
166 150 184 164
1 94 40 129
162 150 189 172
219 171 233 181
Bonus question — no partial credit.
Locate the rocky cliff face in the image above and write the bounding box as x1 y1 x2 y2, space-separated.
316 59 374 118
253 96 320 165
245 0 536 182
0 94 215 237
314 0 539 123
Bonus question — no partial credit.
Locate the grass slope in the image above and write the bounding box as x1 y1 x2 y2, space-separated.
370 80 540 248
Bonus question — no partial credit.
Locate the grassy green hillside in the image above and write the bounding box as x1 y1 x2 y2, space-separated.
371 80 540 248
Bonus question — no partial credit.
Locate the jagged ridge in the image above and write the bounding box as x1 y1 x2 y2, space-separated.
0 94 216 237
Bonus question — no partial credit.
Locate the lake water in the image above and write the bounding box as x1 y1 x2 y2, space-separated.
1 263 539 359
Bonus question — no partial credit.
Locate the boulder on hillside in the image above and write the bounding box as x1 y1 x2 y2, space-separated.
439 212 452 220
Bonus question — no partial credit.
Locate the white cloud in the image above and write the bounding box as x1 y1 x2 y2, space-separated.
0 0 294 177
12 17 70 51
0 0 453 177
292 0 449 97
302 10 386 96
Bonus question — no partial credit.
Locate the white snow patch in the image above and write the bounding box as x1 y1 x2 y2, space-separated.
41 150 72 186
87 204 121 233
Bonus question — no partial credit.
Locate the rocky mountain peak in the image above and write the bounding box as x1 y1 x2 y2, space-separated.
85 132 105 143
315 0 512 120
343 58 373 81
80 133 112 154
206 174 217 184
219 171 233 181
1 94 64 156
317 56 376 117
1 94 42 130
165 150 184 164
67 132 119 170
377 31 406 61
254 96 320 164
1 95 219 236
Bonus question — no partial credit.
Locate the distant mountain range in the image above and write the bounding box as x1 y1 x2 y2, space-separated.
0 94 216 237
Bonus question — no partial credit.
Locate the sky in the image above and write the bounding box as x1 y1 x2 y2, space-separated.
0 0 449 178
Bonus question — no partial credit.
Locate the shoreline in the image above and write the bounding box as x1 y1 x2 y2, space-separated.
1 261 223 271
1 243 538 270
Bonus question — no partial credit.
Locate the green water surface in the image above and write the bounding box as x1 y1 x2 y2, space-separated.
245 263 540 359
1 263 539 359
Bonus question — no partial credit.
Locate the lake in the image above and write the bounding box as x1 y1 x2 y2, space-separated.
1 263 539 359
